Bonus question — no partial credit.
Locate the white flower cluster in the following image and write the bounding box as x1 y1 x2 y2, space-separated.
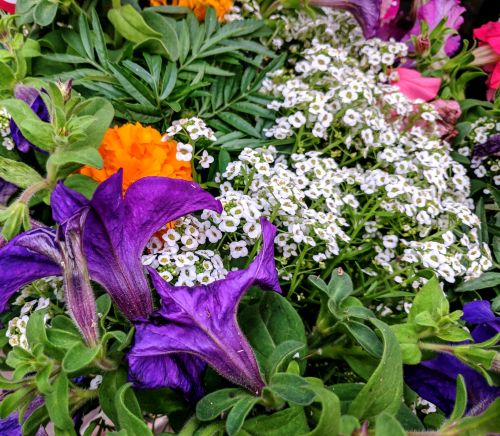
143 216 229 286
216 146 491 284
457 117 500 185
6 297 51 350
224 0 262 22
0 107 14 150
164 117 216 165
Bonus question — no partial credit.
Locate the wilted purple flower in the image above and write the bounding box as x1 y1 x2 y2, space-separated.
0 172 222 322
309 0 382 38
4 212 100 346
128 218 281 399
472 134 500 159
9 85 50 153
403 0 465 56
0 179 16 205
404 300 500 415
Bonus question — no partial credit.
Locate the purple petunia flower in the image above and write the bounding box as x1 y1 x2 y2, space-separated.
308 0 382 39
404 300 500 415
403 0 465 56
472 134 500 159
0 171 222 322
128 218 281 399
9 85 50 153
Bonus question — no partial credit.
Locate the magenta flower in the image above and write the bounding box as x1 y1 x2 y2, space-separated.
9 85 50 153
309 0 382 38
403 0 465 56
0 172 222 322
404 301 500 415
472 22 500 101
128 218 281 399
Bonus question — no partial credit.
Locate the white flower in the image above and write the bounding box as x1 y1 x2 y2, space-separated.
176 142 193 161
89 375 103 390
229 241 249 259
200 150 214 169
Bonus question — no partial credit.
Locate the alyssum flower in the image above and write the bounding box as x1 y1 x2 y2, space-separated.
128 218 281 398
0 171 222 322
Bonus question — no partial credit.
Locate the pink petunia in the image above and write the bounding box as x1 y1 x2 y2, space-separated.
472 22 500 100
391 67 441 102
0 0 15 13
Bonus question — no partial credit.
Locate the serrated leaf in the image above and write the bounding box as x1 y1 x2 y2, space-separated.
218 112 261 138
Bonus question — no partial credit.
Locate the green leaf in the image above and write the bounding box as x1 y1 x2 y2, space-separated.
441 397 500 435
348 319 403 419
2 98 54 151
343 321 383 358
141 11 180 61
241 407 309 435
115 384 153 436
218 112 261 138
0 387 32 418
0 155 44 188
22 404 49 436
266 340 305 379
45 373 75 433
225 396 259 436
390 324 422 364
196 388 249 421
449 375 467 421
456 272 500 292
268 373 316 406
26 310 48 347
135 389 185 415
375 413 406 436
408 275 448 322
48 148 103 169
64 174 98 199
33 0 58 26
160 62 177 100
99 369 129 426
108 5 161 43
35 361 54 395
240 292 307 375
62 343 100 373
305 384 341 436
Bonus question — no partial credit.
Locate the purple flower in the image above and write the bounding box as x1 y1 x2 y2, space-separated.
462 300 500 344
403 0 465 56
128 218 281 399
9 85 50 153
0 172 222 322
472 134 500 159
0 396 46 436
309 0 382 38
0 179 17 205
404 300 500 415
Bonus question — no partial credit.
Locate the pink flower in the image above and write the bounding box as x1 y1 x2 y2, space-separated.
472 22 500 101
0 0 15 13
391 67 441 101
380 0 399 24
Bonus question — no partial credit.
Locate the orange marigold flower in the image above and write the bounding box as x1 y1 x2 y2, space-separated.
79 122 192 192
150 0 232 21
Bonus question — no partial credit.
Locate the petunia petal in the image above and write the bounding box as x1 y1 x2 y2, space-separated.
0 229 61 311
81 171 223 321
123 176 223 255
51 182 89 224
309 0 381 38
128 352 206 400
128 219 281 396
59 209 100 346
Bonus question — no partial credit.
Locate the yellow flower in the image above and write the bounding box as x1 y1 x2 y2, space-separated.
150 0 232 21
79 122 192 192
